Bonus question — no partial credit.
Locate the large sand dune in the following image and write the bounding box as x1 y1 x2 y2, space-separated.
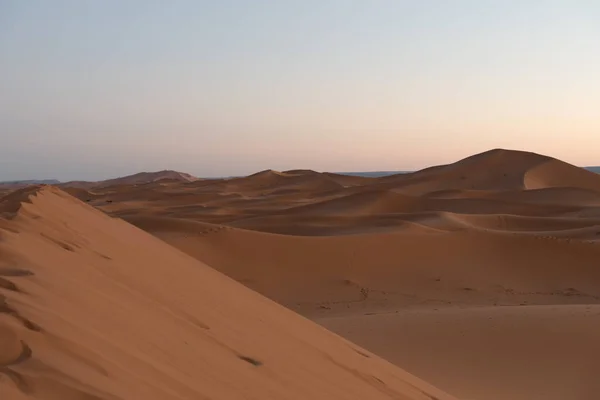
3 148 600 399
0 186 456 399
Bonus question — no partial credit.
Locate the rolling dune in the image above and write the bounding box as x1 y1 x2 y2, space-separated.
361 149 600 196
81 149 600 237
4 149 600 399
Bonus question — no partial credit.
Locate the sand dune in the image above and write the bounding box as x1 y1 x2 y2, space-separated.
3 148 600 399
281 190 424 216
524 159 600 191
447 212 600 233
78 148 600 237
368 149 600 195
0 186 456 399
62 170 198 189
220 169 344 196
322 172 377 187
469 187 600 206
72 149 600 400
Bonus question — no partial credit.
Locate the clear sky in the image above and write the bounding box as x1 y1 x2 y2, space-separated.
1 0 599 181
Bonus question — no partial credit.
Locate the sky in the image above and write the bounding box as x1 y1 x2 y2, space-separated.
1 0 599 181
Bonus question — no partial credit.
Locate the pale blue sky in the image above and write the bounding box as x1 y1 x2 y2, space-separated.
1 0 599 180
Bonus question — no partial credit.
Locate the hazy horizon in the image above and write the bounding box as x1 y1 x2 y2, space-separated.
2 158 600 183
2 1 599 181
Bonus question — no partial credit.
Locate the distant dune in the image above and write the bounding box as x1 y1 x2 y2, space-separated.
2 153 598 189
2 148 600 399
0 180 60 191
60 170 198 189
336 171 408 177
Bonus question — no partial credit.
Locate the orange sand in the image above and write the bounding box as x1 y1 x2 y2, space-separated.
3 148 600 399
0 187 454 399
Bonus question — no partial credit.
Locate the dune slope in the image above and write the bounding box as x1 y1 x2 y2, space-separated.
127 217 600 400
0 187 456 400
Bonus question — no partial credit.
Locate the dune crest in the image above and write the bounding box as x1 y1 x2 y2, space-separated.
62 170 198 189
0 186 456 400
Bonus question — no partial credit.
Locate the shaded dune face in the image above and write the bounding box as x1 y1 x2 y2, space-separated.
0 187 456 400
